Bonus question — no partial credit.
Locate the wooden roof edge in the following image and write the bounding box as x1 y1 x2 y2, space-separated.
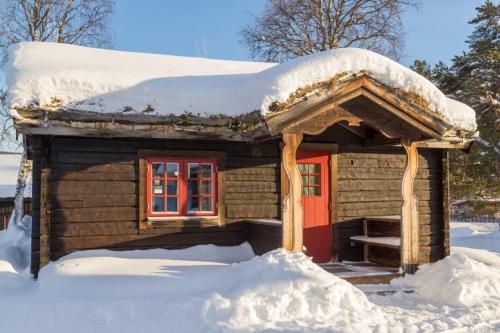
12 106 272 141
264 74 475 140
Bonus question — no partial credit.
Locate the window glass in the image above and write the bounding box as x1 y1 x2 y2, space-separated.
188 180 199 195
166 198 177 212
152 163 165 177
153 197 165 212
188 163 199 179
200 180 212 195
149 159 216 216
152 179 164 195
298 163 321 197
201 164 212 178
167 180 177 195
166 163 178 178
201 197 212 211
188 196 199 212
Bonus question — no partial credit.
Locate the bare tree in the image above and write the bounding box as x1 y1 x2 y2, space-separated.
242 0 421 62
0 0 114 224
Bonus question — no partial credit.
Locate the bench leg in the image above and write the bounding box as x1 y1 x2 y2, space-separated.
364 244 368 262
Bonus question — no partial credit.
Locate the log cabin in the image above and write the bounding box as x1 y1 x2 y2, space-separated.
7 42 477 282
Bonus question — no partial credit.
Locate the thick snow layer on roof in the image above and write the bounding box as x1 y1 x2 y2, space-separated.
7 42 477 132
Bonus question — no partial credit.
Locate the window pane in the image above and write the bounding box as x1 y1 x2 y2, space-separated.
310 186 321 196
167 198 177 212
166 163 178 178
310 164 320 173
200 180 212 195
188 180 199 195
309 175 320 185
167 180 177 195
153 197 165 212
301 175 308 185
188 163 199 179
298 164 307 173
201 164 212 178
188 196 199 211
152 163 165 177
201 197 212 211
302 186 308 196
152 179 164 195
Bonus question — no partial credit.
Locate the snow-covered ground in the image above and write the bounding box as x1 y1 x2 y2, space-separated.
0 218 498 332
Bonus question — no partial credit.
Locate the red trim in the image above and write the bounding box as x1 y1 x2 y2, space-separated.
147 157 217 217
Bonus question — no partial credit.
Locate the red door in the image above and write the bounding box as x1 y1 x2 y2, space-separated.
297 150 331 263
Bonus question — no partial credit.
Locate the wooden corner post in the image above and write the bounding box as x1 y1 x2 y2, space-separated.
281 132 304 252
401 138 420 274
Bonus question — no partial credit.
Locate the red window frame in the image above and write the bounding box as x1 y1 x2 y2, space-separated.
147 157 217 217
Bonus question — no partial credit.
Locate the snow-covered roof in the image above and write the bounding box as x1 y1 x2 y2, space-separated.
6 42 477 133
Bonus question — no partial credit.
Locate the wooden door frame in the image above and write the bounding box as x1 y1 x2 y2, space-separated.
281 141 339 258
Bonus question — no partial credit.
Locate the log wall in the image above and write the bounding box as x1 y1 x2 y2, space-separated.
335 147 447 264
31 136 281 270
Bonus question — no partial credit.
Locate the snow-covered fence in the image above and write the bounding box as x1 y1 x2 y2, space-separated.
0 198 32 230
451 214 499 224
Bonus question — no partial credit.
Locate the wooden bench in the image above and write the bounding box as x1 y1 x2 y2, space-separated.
350 215 401 262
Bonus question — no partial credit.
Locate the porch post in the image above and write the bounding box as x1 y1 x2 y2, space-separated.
281 132 304 252
401 138 420 274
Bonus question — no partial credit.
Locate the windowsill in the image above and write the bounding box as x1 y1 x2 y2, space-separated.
147 216 219 222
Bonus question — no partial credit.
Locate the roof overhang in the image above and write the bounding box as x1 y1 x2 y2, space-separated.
265 73 472 142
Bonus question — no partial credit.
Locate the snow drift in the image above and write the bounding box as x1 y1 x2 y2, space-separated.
394 252 500 306
0 215 32 289
6 42 476 132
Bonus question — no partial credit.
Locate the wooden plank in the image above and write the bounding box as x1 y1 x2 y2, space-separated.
281 132 304 252
40 137 51 270
225 182 278 193
400 139 419 274
338 167 436 180
54 207 137 223
331 151 339 261
52 181 136 194
55 194 137 208
51 222 138 237
337 179 437 191
226 205 279 219
442 150 450 257
53 151 135 165
225 192 279 200
225 157 279 168
50 231 246 251
225 168 278 176
53 171 136 181
338 190 439 203
54 163 136 174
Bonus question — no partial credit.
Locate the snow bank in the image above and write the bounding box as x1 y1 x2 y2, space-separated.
6 42 476 132
451 222 500 253
394 253 500 307
202 250 372 330
0 215 32 289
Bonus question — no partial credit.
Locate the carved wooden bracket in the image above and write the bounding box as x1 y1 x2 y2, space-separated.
281 132 304 252
401 138 420 274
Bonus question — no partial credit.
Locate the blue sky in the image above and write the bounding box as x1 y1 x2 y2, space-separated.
112 0 485 66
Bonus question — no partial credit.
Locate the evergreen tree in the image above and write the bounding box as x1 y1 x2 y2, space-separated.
413 1 499 212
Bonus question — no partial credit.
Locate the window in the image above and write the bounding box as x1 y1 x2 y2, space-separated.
298 163 321 196
147 158 217 217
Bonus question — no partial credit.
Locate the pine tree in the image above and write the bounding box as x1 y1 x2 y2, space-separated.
423 1 499 214
411 1 499 213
